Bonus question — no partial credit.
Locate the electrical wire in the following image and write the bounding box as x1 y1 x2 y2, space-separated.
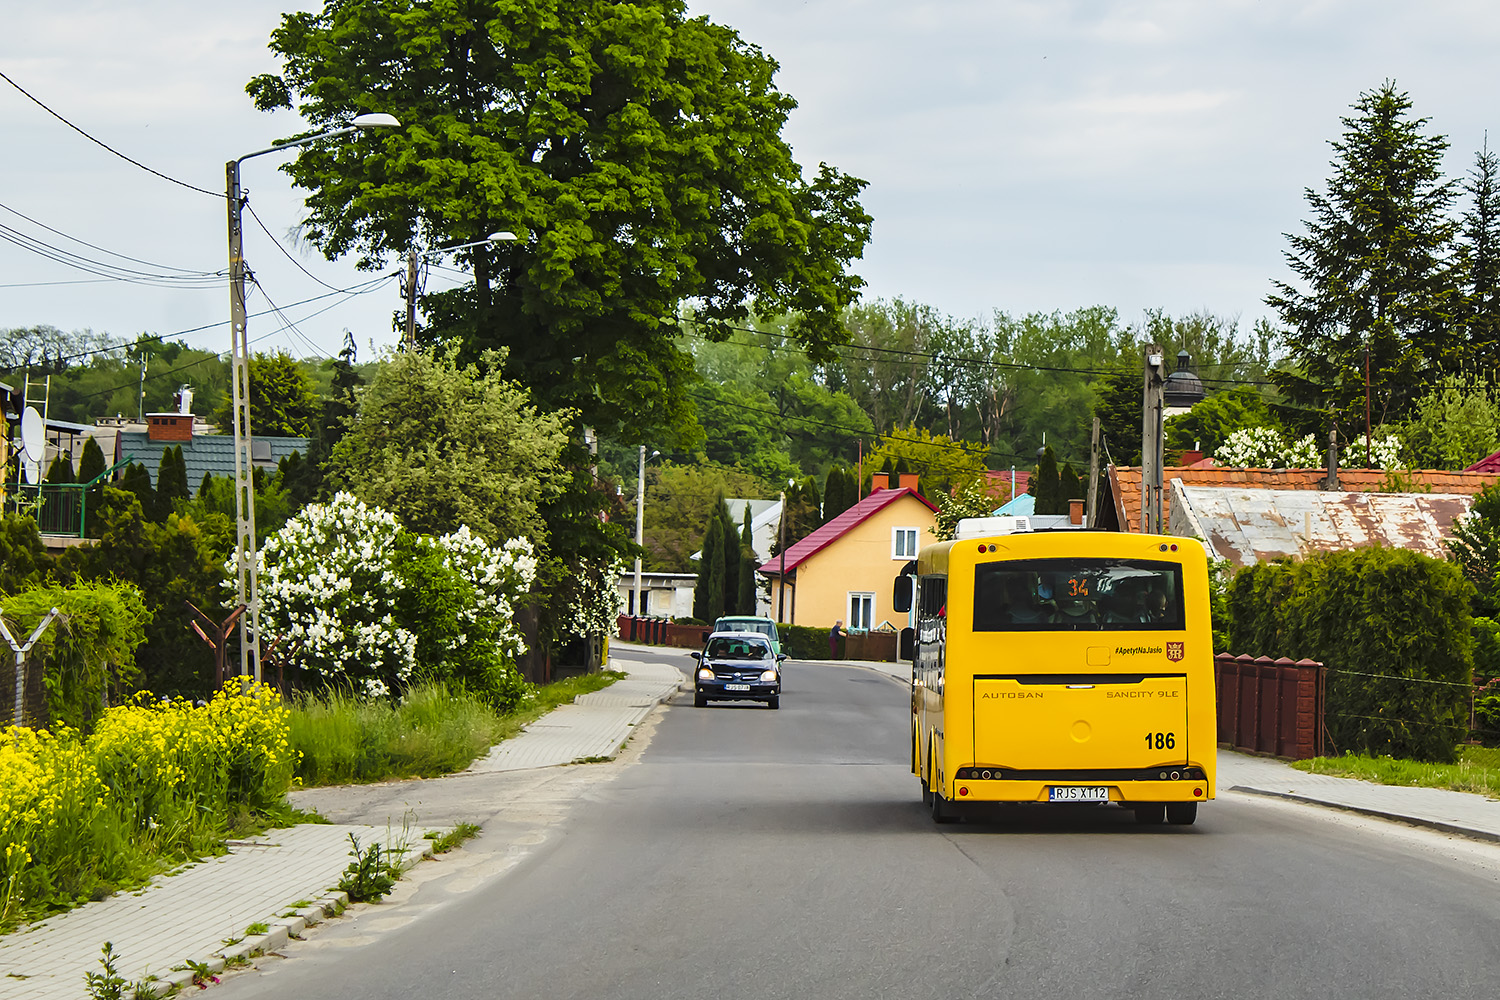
0 198 216 276
0 273 398 376
0 69 223 199
0 221 224 288
244 199 349 293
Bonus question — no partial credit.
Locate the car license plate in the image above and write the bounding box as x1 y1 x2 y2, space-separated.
1049 786 1109 803
725 683 750 692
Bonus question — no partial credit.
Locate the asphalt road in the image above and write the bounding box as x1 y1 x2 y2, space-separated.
218 646 1500 1000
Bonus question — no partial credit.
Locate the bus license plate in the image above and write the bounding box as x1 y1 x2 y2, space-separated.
1049 786 1109 803
725 683 750 692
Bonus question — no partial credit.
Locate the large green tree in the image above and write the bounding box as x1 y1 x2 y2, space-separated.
325 346 570 545
1267 81 1459 427
246 0 872 446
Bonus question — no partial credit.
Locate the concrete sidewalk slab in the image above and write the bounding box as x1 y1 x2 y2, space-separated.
1218 749 1500 843
0 823 424 1000
466 658 682 773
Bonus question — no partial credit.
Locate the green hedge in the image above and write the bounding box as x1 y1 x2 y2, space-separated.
780 624 834 660
1227 547 1474 763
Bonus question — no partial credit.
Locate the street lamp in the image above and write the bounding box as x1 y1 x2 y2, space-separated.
226 112 401 682
633 447 661 616
403 231 519 350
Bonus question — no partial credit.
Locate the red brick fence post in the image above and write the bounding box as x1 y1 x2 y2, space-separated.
1214 653 1325 760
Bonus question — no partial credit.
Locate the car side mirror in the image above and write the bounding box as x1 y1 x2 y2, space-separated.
776 653 787 662
690 651 702 660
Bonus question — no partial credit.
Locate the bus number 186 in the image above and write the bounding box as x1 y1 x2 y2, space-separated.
1145 732 1176 750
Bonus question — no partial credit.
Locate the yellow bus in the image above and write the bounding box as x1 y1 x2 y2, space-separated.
895 525 1216 826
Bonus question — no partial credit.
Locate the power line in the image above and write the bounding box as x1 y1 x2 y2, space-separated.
0 69 222 199
0 274 398 376
0 198 215 277
244 199 348 293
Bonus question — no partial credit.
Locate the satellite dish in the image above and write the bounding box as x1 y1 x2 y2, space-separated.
20 406 44 463
22 457 41 485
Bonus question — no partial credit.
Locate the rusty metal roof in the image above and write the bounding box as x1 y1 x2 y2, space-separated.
1168 480 1474 568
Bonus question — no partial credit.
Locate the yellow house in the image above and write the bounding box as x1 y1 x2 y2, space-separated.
758 483 938 630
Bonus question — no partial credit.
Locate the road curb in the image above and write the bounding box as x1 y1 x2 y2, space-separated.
1229 784 1500 846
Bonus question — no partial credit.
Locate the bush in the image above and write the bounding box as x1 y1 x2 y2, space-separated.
1226 547 1473 762
780 624 833 660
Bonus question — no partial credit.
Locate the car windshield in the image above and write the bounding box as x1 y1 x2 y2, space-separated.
706 637 771 660
718 619 774 639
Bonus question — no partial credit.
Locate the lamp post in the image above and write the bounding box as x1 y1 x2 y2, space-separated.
226 112 400 682
403 232 518 351
633 447 660 616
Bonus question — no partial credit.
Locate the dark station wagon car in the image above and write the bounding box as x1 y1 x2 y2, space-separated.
691 631 786 709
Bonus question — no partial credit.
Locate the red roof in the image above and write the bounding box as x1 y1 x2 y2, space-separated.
1467 451 1500 474
758 487 937 576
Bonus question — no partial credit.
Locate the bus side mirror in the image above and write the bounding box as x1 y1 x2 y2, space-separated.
893 559 916 613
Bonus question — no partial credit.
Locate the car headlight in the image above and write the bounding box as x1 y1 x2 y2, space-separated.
760 669 778 682
697 667 715 682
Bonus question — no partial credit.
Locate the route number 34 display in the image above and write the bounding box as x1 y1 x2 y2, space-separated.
1145 732 1176 750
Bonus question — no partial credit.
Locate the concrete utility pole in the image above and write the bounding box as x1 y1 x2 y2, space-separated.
404 249 420 351
776 490 787 623
1086 416 1101 528
1140 345 1166 535
634 445 646 617
226 112 400 682
0 606 60 726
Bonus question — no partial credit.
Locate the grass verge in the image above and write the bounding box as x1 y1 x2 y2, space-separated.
291 672 626 788
1290 745 1500 798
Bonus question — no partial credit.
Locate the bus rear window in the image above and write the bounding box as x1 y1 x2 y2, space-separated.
972 559 1185 631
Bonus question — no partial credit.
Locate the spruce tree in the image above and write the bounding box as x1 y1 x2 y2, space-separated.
1267 81 1459 426
120 463 157 520
737 503 757 614
1460 138 1500 370
44 451 74 485
1059 461 1083 507
1034 446 1061 515
693 515 725 622
76 437 106 485
157 445 190 512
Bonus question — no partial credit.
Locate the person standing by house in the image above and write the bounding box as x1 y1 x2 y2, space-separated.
829 620 843 658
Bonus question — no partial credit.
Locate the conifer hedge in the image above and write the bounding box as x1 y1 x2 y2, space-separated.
1226 547 1474 762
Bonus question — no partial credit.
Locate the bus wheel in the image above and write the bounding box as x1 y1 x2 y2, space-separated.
931 790 961 825
1166 802 1197 825
1133 803 1165 825
921 780 933 808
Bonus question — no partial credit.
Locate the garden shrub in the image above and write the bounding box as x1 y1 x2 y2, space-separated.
1226 546 1473 762
255 493 537 711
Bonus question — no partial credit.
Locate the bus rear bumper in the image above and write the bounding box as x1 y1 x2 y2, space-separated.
947 778 1215 805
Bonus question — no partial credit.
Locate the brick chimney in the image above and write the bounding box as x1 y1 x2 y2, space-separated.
897 473 919 493
147 384 196 442
1069 498 1085 525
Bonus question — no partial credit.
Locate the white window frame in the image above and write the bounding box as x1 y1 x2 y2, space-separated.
892 526 919 559
848 592 875 631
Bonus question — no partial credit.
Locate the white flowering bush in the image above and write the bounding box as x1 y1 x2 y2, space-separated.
251 493 538 709
1215 425 1403 470
553 558 626 642
1215 426 1293 467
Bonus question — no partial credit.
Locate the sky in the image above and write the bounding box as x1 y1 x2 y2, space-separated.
3 0 1500 369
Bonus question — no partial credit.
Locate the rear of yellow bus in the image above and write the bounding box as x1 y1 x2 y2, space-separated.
915 531 1216 825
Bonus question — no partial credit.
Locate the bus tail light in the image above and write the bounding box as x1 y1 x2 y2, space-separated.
958 786 969 796
1194 787 1203 797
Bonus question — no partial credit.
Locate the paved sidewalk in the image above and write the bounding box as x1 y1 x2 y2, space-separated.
1218 750 1500 842
0 823 420 999
0 654 684 998
466 656 683 771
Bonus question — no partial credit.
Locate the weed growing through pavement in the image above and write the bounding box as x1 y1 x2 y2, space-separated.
336 833 399 902
422 822 481 854
245 921 269 936
84 943 154 1000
